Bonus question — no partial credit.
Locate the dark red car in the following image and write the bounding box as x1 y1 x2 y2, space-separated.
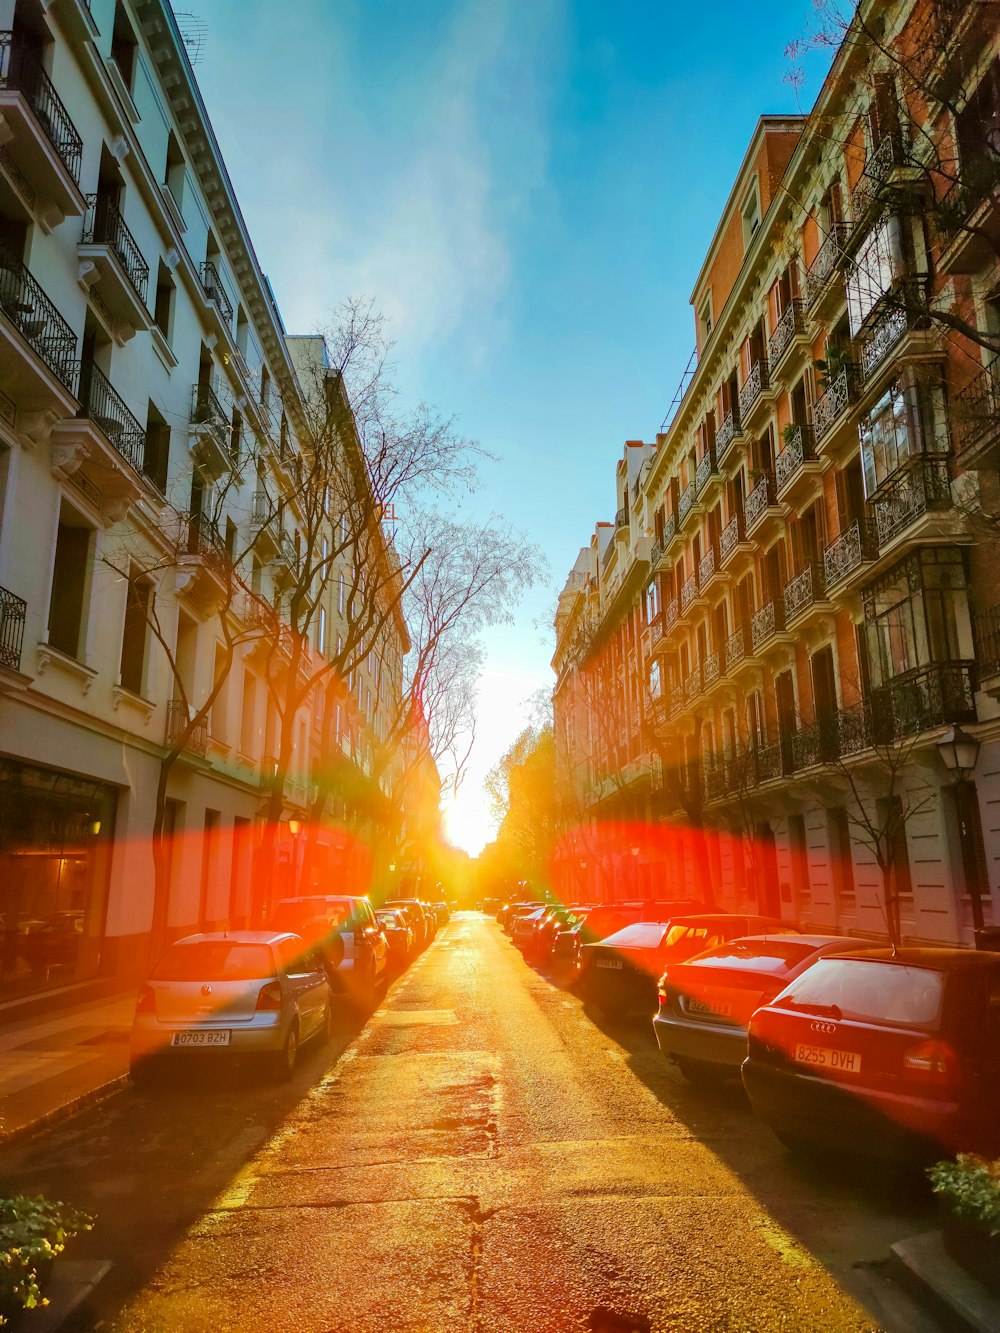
742 948 1000 1161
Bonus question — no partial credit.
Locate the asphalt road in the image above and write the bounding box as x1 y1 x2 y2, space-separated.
0 914 948 1332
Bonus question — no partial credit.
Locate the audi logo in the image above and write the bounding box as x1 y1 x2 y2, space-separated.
810 1020 836 1035
201 984 213 996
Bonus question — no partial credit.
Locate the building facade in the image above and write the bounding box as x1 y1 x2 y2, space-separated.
0 0 408 1007
553 1 1000 945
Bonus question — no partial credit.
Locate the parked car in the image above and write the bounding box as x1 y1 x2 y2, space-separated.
432 901 451 925
582 914 793 1016
503 902 545 935
271 895 388 1007
375 909 414 969
531 906 585 961
511 906 548 951
130 931 331 1083
386 899 434 948
579 900 704 946
552 911 592 972
743 948 1000 1161
653 935 859 1084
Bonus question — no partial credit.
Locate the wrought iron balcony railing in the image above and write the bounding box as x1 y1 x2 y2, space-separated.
199 261 233 324
751 599 784 652
678 481 696 526
952 358 1000 459
823 517 879 588
768 299 806 368
975 603 1000 678
716 408 742 461
783 562 826 624
744 470 778 533
0 584 27 672
191 379 230 439
695 449 715 494
852 131 911 225
670 683 684 718
615 506 628 529
813 366 858 442
663 598 679 632
755 741 786 783
0 247 78 390
703 649 722 688
680 570 699 612
719 511 745 563
738 360 769 419
78 360 144 470
791 718 839 770
806 222 851 305
871 457 952 545
165 699 208 755
725 624 747 671
775 423 817 494
0 33 83 182
186 513 227 567
698 543 717 587
83 194 149 302
684 666 703 704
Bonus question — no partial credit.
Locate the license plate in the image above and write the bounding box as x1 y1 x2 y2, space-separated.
687 996 733 1018
794 1043 861 1073
171 1029 231 1048
596 959 622 970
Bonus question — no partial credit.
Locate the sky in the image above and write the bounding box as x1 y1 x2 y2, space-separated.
188 0 831 855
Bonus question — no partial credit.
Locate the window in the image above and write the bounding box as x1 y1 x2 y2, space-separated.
789 814 811 908
860 378 920 497
119 574 152 695
153 262 174 341
163 131 185 211
741 182 762 250
648 659 662 700
240 672 258 756
143 403 170 493
847 214 902 334
862 549 971 688
698 296 713 345
830 807 855 908
48 511 92 659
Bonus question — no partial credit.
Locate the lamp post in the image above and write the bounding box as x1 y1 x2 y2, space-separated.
287 818 302 897
937 726 985 934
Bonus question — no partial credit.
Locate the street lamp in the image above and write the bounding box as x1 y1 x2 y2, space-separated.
937 726 986 933
287 818 303 896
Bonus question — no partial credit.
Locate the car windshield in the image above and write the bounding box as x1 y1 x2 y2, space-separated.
601 922 668 950
689 940 815 975
663 924 710 950
774 959 946 1029
151 942 275 982
272 901 350 932
377 912 401 927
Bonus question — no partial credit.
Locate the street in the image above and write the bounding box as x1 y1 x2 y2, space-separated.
0 914 944 1332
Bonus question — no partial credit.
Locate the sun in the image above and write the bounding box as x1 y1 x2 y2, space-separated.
442 787 496 856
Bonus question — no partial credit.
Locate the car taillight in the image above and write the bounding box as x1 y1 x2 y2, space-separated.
135 984 155 1015
902 1039 956 1084
656 986 667 1005
256 980 283 1012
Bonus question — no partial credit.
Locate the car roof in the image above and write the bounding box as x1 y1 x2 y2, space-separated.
817 947 1000 970
665 913 786 927
277 895 359 905
172 931 295 946
735 933 855 948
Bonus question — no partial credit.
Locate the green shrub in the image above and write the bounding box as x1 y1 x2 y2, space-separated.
0 1196 93 1323
928 1154 1000 1237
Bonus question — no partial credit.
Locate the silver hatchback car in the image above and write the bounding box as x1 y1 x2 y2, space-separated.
129 931 332 1083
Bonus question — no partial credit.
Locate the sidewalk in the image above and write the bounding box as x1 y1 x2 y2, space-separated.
0 993 136 1144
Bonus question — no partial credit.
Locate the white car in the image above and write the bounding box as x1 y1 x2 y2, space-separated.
130 931 331 1083
271 895 388 1007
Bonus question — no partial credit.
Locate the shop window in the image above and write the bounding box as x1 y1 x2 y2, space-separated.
119 573 152 695
47 510 92 659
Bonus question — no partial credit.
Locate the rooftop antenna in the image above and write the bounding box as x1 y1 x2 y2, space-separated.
174 11 208 66
660 346 698 432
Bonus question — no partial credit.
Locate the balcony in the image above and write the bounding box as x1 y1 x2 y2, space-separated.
702 649 722 690
755 741 786 784
695 448 716 495
724 624 749 672
952 358 1000 468
851 132 918 234
791 719 839 771
669 683 685 720
783 562 830 627
0 34 85 225
0 247 79 415
79 195 150 338
716 408 742 463
678 481 698 529
698 542 719 591
704 757 733 803
813 366 859 447
250 491 283 559
871 457 952 547
768 299 809 373
738 360 773 430
190 380 234 478
975 603 1000 684
199 261 234 326
869 662 976 740
744 470 780 535
663 598 679 636
823 518 879 590
719 511 753 569
806 222 851 308
684 666 703 705
49 361 147 515
164 699 209 758
936 153 1000 275
751 600 785 652
0 584 27 677
615 506 629 534
774 424 820 497
856 282 936 385
680 570 700 613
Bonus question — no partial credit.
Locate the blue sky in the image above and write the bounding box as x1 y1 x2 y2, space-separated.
190 0 830 853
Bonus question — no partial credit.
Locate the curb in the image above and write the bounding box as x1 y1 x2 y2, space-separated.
890 1230 1000 1333
0 1075 130 1150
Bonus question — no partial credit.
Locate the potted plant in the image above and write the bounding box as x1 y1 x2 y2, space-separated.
928 1154 1000 1295
781 422 800 448
0 1196 93 1328
813 344 851 392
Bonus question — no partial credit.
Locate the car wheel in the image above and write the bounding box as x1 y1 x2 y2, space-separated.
675 1057 729 1087
271 1024 299 1081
